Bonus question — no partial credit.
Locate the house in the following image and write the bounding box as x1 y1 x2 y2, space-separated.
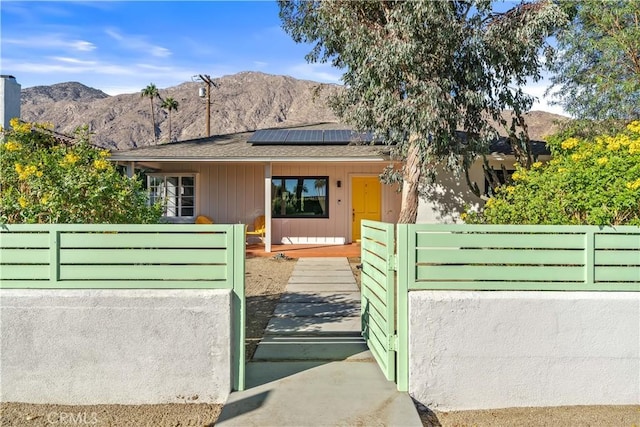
110 122 551 253
111 123 402 253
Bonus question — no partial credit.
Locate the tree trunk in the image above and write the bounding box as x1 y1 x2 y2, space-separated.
398 137 421 224
150 100 157 144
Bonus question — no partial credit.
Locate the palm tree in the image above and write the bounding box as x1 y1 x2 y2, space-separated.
141 83 159 143
161 97 179 142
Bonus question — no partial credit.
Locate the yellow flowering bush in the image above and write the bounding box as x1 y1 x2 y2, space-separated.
1 121 162 224
464 120 640 226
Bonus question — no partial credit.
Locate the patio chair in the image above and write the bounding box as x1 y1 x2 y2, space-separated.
245 214 266 243
195 215 214 224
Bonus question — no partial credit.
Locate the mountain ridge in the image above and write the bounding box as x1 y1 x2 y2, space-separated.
19 71 567 150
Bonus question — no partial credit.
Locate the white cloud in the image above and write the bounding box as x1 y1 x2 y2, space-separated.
49 57 97 66
3 35 96 52
105 27 172 58
287 63 342 84
254 61 269 69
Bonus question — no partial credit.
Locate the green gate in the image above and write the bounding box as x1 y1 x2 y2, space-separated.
360 220 396 381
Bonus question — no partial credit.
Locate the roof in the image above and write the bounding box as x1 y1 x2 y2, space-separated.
110 123 390 163
110 122 550 163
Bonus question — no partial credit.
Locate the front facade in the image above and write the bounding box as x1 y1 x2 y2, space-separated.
111 124 403 252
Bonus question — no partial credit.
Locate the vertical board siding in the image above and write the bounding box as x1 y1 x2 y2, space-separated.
360 220 396 382
402 225 640 291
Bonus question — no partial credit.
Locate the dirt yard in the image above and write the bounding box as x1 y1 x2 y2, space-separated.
2 255 639 426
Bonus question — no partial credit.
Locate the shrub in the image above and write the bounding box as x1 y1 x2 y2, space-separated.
0 120 162 224
464 121 640 225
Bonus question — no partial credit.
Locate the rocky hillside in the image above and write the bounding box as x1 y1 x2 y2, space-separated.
20 72 567 150
21 72 340 149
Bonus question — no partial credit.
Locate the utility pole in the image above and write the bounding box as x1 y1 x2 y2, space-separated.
197 74 217 137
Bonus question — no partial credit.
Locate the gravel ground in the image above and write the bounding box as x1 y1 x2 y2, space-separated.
2 255 638 427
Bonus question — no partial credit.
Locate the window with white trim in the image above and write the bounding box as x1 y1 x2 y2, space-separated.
147 174 196 219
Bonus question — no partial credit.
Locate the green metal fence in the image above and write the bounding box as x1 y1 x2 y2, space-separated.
360 220 396 381
363 222 640 392
0 223 246 391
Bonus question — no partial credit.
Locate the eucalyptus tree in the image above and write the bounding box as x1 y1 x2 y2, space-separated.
279 0 566 222
141 83 160 143
161 97 179 142
547 0 640 120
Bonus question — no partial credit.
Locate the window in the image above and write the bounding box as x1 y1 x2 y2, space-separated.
484 169 514 197
148 174 196 218
272 176 328 218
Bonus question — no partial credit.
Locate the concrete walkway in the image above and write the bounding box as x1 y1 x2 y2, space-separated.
216 257 421 427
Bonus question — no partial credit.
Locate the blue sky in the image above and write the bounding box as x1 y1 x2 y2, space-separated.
1 1 565 115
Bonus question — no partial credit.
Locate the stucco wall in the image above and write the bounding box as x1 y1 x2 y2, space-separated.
408 291 640 410
1 289 232 404
416 156 549 224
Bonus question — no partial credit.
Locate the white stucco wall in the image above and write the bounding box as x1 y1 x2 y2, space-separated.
1 289 232 404
416 156 550 224
408 291 640 410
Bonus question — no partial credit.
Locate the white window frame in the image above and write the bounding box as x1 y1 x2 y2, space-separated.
147 173 198 222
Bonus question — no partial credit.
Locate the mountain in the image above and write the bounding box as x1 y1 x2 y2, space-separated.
20 72 567 150
20 72 341 150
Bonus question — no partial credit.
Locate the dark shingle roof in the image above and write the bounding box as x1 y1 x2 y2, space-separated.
110 122 550 162
110 123 389 162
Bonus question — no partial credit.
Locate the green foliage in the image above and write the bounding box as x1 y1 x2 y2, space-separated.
0 120 163 224
279 0 566 222
547 0 640 119
464 121 640 225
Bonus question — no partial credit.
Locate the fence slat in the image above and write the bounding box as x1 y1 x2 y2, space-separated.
0 232 50 248
60 232 228 249
595 234 640 249
59 264 227 281
595 267 640 282
1 249 49 264
595 251 640 266
416 248 585 265
416 265 584 282
416 232 586 249
0 265 49 280
60 248 228 265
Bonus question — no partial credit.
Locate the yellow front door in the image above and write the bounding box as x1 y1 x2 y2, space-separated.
352 176 381 241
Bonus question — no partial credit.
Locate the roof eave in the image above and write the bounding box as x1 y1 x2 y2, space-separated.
110 156 390 163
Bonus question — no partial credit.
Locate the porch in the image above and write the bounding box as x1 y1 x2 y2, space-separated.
246 242 361 258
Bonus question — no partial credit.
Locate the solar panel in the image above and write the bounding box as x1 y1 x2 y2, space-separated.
323 130 352 143
249 128 381 145
285 130 323 143
248 129 289 144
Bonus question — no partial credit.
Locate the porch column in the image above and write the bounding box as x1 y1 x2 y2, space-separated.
126 161 136 178
264 162 272 253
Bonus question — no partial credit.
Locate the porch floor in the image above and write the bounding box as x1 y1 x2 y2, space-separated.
246 242 361 258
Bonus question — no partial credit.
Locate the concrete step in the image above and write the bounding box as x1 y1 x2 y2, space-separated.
273 302 360 318
253 336 372 361
265 315 362 336
286 282 359 293
280 291 361 305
